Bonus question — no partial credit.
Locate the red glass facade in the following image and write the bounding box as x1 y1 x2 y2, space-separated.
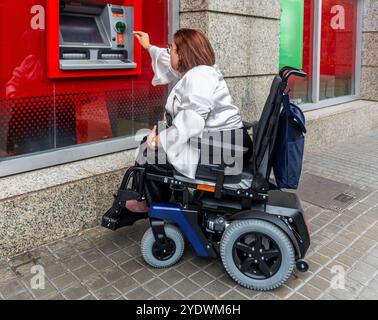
0 0 169 159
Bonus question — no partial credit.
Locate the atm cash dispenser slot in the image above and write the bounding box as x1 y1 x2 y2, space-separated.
59 1 137 70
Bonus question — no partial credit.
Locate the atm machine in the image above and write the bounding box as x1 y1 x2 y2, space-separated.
59 1 136 70
47 0 142 78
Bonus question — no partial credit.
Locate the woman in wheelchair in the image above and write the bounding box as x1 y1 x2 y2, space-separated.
128 28 253 213
103 30 311 291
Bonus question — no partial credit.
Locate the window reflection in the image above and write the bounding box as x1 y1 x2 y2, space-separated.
320 0 357 100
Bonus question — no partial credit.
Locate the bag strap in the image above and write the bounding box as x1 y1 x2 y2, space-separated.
283 92 307 134
282 92 291 111
289 103 307 134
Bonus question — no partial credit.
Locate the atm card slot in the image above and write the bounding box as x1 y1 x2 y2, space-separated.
111 8 124 14
98 50 128 60
60 49 90 60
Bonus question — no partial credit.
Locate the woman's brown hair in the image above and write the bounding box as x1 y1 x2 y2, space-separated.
173 28 216 74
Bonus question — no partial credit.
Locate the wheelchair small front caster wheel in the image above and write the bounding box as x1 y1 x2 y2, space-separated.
296 260 309 272
141 224 185 268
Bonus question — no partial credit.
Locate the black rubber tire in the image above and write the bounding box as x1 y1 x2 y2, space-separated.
141 224 185 268
220 219 295 291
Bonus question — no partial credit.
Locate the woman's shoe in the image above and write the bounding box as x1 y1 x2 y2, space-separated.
126 199 149 212
102 206 148 231
118 207 148 227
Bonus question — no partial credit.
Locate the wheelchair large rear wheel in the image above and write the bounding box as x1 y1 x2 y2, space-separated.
220 219 295 291
141 224 185 268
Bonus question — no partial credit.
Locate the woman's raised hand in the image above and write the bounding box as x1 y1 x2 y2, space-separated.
133 31 152 50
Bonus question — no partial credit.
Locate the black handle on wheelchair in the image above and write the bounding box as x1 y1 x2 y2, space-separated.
284 70 307 81
280 66 307 83
279 66 300 77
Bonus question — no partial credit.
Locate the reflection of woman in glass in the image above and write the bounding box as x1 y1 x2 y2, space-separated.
4 29 48 156
125 28 253 213
6 30 46 99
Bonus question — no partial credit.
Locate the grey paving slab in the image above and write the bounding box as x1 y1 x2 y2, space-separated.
81 273 108 292
61 283 91 300
157 288 185 300
125 287 153 300
203 280 231 298
159 269 186 286
50 273 78 291
144 278 170 296
0 279 28 299
112 275 139 295
44 262 67 280
93 285 121 300
131 269 156 285
187 289 216 300
173 279 201 297
189 271 216 287
71 265 97 282
107 250 131 265
101 266 126 283
221 290 248 300
90 254 117 271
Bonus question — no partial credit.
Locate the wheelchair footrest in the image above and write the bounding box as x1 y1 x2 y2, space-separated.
102 206 148 231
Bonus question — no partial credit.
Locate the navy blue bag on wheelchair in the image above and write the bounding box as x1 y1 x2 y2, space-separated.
273 92 306 189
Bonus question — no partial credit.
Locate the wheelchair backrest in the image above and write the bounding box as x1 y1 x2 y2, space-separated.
251 75 286 181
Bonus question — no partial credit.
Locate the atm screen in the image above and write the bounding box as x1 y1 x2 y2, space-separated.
60 15 104 44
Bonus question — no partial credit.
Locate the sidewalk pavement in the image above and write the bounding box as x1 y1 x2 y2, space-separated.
0 130 377 300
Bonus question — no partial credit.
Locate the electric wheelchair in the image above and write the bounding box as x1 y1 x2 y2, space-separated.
102 67 311 291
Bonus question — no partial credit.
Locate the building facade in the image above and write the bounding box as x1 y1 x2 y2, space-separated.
0 0 377 256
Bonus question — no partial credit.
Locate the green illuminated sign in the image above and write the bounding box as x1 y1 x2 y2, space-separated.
279 0 304 70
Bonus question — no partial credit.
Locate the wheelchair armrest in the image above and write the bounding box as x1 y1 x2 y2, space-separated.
243 121 259 143
243 121 258 130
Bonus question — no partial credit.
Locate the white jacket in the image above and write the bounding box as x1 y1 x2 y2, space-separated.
146 45 243 179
